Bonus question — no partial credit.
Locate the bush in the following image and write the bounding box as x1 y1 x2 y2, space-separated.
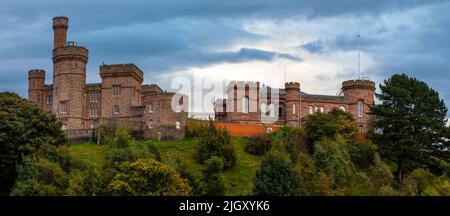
196 121 236 170
347 141 377 170
107 158 191 196
244 135 272 156
199 156 226 196
253 149 300 196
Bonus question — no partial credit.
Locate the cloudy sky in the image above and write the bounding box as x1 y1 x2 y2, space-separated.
1 0 450 116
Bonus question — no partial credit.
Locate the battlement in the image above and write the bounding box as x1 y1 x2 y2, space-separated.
342 79 376 91
28 69 45 78
52 16 68 29
142 84 163 94
227 81 260 91
100 63 144 83
52 46 89 63
285 82 300 89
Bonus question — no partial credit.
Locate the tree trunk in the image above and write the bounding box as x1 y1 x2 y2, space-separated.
397 160 404 186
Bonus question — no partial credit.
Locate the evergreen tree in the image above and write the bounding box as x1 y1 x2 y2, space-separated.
369 74 449 184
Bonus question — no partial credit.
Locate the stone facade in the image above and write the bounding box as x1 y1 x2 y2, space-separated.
214 79 376 133
27 17 188 141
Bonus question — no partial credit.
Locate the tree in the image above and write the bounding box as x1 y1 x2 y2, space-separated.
253 145 301 196
369 74 449 184
196 121 236 169
199 156 226 196
0 92 67 193
244 134 272 156
304 108 358 150
107 158 191 196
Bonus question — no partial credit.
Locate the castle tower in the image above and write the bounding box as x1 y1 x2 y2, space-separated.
28 69 45 108
226 81 260 123
52 16 89 130
342 79 376 133
285 82 300 127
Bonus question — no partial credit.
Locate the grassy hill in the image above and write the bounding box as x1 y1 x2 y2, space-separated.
69 137 262 196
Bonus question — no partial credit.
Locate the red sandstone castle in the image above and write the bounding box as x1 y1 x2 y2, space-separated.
28 17 188 142
214 79 376 133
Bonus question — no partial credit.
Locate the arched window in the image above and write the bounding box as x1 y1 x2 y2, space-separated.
314 106 319 113
176 121 181 129
340 106 346 112
242 97 249 113
320 106 324 113
358 101 364 118
292 104 296 114
309 106 314 114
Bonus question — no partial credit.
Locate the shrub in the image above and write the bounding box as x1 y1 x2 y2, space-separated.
107 158 191 196
244 135 272 156
199 156 226 196
196 121 236 170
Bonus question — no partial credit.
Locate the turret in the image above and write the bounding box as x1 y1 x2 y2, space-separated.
52 16 89 130
285 82 300 127
28 69 46 108
342 79 376 133
52 16 68 49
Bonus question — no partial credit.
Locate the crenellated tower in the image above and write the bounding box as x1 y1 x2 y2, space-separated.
285 82 300 127
28 69 46 108
342 79 376 133
52 16 89 130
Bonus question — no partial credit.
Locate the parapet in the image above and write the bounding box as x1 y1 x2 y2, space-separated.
142 84 163 94
52 45 89 63
285 82 300 90
52 16 68 29
100 63 144 83
227 81 260 91
342 79 376 91
28 69 45 79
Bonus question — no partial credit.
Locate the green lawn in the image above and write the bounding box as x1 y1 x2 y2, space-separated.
69 137 262 196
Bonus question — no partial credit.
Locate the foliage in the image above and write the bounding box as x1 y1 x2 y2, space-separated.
401 168 450 196
196 121 236 170
253 145 301 196
199 156 226 196
369 74 450 184
0 92 67 192
107 158 191 196
304 108 358 150
244 135 272 156
346 141 377 170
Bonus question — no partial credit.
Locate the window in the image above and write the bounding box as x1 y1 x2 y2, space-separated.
113 105 120 114
90 124 94 129
293 104 296 114
62 124 67 130
148 120 154 129
314 106 319 113
279 106 284 117
358 101 364 118
59 102 68 114
90 107 98 118
176 121 181 129
320 106 324 113
340 106 346 112
309 106 313 114
112 85 121 96
148 104 154 113
46 95 53 105
242 97 249 113
359 125 364 133
90 92 99 102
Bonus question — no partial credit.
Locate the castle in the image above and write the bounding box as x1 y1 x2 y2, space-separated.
214 79 376 133
28 17 188 142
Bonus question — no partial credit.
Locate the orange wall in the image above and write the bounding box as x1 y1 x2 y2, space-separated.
215 123 279 137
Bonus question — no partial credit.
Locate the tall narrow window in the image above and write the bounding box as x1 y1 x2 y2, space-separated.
113 105 120 114
358 100 364 118
279 106 284 117
359 125 364 133
176 121 181 129
314 106 319 113
293 104 296 114
148 120 154 129
148 104 154 113
46 95 53 105
59 102 68 114
112 85 121 96
309 106 313 114
320 106 324 113
90 107 98 117
242 97 249 113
